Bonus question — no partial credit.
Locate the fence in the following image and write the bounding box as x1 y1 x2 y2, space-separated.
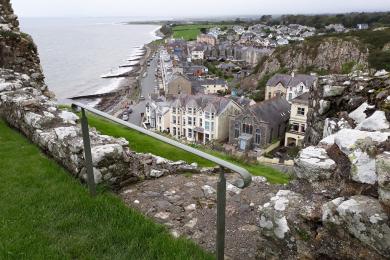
72 102 252 260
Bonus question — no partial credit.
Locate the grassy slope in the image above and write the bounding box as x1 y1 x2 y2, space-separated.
0 119 213 259
86 113 289 184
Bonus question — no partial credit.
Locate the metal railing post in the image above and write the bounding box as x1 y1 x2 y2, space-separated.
216 166 226 260
80 108 96 197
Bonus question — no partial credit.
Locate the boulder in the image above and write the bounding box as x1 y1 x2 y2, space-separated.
91 144 124 166
259 190 303 240
377 153 390 206
349 149 377 185
294 146 337 182
59 110 79 124
349 102 368 124
334 129 390 155
322 196 390 257
323 85 346 97
356 111 390 132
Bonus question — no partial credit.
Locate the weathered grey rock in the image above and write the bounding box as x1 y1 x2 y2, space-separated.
259 190 303 240
322 196 390 257
59 110 79 124
91 144 124 166
294 146 337 182
150 169 167 178
349 102 369 124
323 85 345 97
202 185 216 196
377 153 390 206
318 100 331 115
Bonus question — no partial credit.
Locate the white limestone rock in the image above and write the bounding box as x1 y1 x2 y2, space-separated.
356 111 390 131
294 146 337 182
150 169 166 178
202 185 216 196
227 183 242 195
258 190 303 240
59 110 79 125
91 144 124 166
374 69 389 77
322 196 390 256
323 85 346 97
334 129 390 155
24 112 43 129
349 102 368 124
54 126 79 141
318 100 331 115
349 149 377 185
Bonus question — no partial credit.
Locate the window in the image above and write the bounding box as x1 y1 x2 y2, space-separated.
172 107 176 114
205 134 210 142
205 121 210 131
288 93 292 100
301 124 306 133
188 129 192 138
205 112 210 119
183 117 186 126
183 129 186 137
255 129 261 144
188 117 192 125
158 116 162 124
200 118 203 127
242 123 253 134
234 122 240 138
292 123 299 132
297 107 305 116
173 127 176 136
268 92 272 99
187 107 193 114
211 113 215 120
211 122 215 132
172 116 176 124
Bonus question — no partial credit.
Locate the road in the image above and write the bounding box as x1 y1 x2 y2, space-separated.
128 55 158 125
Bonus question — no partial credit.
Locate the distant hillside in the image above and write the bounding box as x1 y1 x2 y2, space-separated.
242 28 390 91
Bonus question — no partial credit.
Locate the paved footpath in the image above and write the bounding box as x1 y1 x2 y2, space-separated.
121 173 281 259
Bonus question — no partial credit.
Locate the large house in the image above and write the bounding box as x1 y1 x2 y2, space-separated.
145 94 243 143
284 92 309 147
229 97 291 151
265 73 317 102
166 73 192 96
197 34 218 46
192 78 228 95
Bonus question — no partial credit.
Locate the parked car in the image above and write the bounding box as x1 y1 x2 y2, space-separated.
128 108 133 114
122 113 129 121
139 95 145 101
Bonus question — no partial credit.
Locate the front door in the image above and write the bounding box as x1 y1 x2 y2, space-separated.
198 132 204 143
239 139 246 150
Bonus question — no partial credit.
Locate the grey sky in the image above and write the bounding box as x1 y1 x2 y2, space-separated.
11 0 390 18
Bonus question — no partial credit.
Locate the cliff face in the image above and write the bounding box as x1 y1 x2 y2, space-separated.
241 37 369 91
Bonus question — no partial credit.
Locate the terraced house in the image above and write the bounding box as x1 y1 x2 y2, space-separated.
265 73 317 102
145 94 243 143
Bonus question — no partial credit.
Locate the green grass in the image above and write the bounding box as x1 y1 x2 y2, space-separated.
0 119 213 259
172 24 226 41
85 114 289 184
85 113 214 167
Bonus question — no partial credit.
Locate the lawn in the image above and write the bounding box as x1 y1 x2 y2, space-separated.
172 24 225 41
85 113 290 184
0 119 213 259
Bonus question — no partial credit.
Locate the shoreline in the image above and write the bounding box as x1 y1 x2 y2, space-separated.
69 24 163 113
91 25 163 114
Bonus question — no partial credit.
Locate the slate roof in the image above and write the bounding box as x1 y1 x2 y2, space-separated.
291 92 310 105
248 97 291 127
266 74 317 88
168 94 236 116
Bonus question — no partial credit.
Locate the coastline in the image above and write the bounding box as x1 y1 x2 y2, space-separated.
85 25 163 115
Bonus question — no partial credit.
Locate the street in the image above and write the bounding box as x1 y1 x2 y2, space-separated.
128 54 158 125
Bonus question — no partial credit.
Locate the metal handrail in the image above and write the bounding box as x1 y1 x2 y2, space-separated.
72 102 252 188
72 101 252 260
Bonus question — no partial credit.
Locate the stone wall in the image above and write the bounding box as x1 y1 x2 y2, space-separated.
0 1 215 191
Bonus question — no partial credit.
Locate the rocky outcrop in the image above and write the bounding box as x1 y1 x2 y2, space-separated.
304 72 390 146
241 37 369 90
258 107 389 258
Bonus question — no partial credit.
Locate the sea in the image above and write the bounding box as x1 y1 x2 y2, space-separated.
19 17 161 102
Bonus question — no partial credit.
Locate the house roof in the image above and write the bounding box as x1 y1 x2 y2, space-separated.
248 97 291 126
291 92 310 105
266 74 317 88
168 94 237 115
